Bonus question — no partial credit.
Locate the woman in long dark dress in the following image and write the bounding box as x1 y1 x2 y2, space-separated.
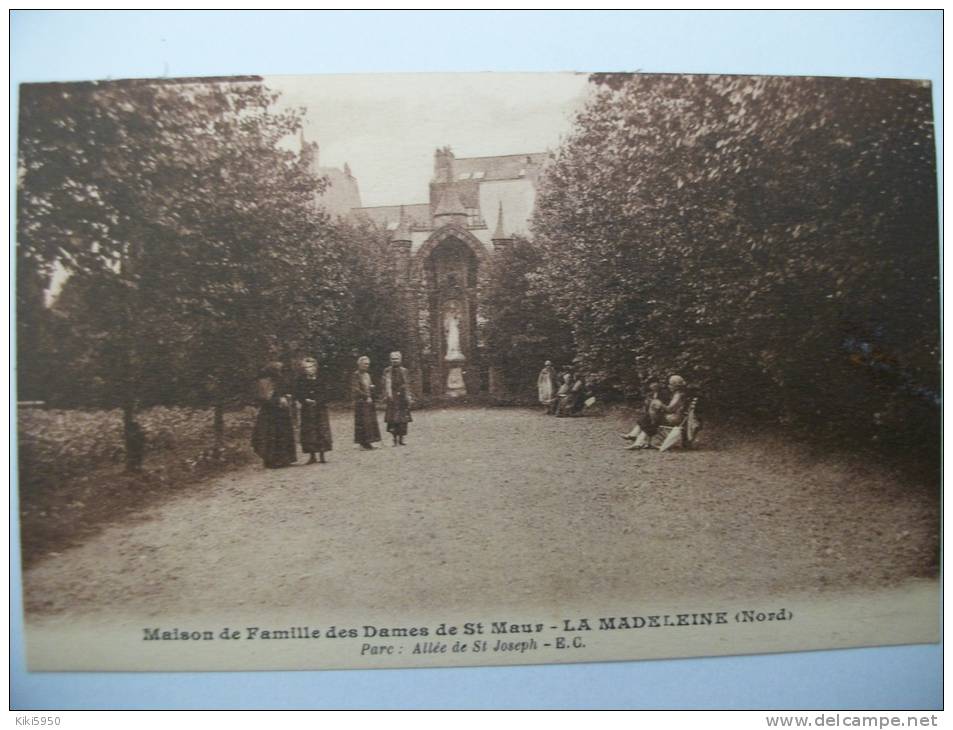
383 351 413 446
623 381 661 450
294 356 333 464
351 355 381 450
251 361 297 468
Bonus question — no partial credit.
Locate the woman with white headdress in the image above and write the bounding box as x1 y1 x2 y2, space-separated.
351 355 382 450
294 356 333 464
383 351 413 446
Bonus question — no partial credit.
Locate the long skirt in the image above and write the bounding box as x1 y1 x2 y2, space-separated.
637 411 658 437
300 402 333 453
252 403 297 468
557 392 584 417
354 401 382 444
568 394 585 415
385 397 412 436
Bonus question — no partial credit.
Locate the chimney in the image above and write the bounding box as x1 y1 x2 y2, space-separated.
434 146 455 183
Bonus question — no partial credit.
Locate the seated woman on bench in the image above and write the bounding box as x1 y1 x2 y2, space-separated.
624 375 688 449
622 381 661 449
654 375 688 426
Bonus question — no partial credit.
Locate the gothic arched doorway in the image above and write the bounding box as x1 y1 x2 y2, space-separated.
421 234 481 397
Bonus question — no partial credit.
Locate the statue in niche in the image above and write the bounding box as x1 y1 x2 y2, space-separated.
444 302 464 362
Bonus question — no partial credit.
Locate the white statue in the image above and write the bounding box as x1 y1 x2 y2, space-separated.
444 304 464 361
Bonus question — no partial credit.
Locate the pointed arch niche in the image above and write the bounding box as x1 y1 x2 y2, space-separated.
415 225 489 396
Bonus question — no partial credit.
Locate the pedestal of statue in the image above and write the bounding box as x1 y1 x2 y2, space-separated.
445 357 466 397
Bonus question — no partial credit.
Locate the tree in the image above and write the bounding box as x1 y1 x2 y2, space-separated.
532 74 938 459
267 217 408 398
17 78 332 468
483 236 575 397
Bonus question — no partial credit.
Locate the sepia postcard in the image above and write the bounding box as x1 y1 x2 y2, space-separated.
15 71 939 672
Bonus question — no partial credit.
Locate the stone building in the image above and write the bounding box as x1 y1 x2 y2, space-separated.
301 131 362 217
351 146 547 398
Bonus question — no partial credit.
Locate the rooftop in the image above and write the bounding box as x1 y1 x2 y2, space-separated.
454 152 547 181
352 203 432 230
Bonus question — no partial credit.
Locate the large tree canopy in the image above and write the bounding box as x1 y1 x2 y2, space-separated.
19 79 328 407
531 74 938 456
17 78 409 466
482 236 575 397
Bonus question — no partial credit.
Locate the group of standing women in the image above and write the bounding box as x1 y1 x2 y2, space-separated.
251 352 413 469
351 351 413 450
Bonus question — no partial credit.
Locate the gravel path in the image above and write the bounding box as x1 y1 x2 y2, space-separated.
22 407 938 619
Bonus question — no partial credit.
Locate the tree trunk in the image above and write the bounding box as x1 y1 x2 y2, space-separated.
213 400 225 451
122 400 144 473
119 240 145 474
